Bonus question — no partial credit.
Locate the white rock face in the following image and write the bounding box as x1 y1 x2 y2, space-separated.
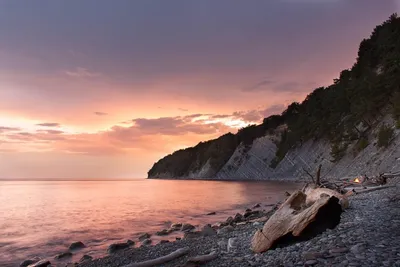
185 116 400 181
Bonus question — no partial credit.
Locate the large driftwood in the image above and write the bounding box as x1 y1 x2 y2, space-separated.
251 189 343 253
304 186 349 209
124 247 190 267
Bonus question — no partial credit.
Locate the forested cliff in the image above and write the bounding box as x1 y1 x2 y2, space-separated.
148 14 400 180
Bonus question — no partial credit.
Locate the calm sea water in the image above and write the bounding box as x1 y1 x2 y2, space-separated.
0 179 300 266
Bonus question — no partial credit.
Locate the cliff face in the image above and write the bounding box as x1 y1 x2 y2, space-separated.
149 115 400 180
148 14 400 181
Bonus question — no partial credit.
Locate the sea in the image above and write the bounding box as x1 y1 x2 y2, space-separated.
0 179 300 266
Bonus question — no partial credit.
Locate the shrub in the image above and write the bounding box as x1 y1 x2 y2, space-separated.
356 137 369 151
330 142 348 162
377 124 394 148
396 120 400 129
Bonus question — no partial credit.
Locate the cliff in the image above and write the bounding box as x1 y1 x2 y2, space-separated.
148 14 400 181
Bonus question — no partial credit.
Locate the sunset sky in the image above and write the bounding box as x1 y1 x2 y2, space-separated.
0 0 398 179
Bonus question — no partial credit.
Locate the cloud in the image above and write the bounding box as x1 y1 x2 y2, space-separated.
94 111 108 116
0 126 21 132
65 67 101 78
242 80 275 92
36 123 60 127
232 104 286 122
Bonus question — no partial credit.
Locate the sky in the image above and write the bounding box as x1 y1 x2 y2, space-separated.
0 0 398 179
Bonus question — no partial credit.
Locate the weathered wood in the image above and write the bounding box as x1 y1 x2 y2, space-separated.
124 247 190 267
251 189 343 253
181 251 218 267
352 185 395 195
316 164 322 186
304 186 349 209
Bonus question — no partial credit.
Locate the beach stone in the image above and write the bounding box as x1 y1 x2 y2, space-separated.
218 240 228 250
201 224 217 236
107 242 131 253
329 247 349 254
79 255 93 263
54 252 72 260
181 223 195 232
156 229 170 236
253 203 261 208
184 231 202 239
218 225 234 235
159 240 169 244
68 241 85 250
303 251 325 260
126 240 135 246
141 238 152 246
139 233 151 241
253 221 262 226
206 211 216 215
227 237 238 252
27 260 51 267
305 259 318 266
226 216 234 224
350 243 366 254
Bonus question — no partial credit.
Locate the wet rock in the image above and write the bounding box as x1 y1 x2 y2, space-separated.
159 240 169 244
244 210 261 219
206 211 216 215
201 224 217 236
27 260 51 267
253 203 261 209
225 216 234 225
107 241 132 253
141 238 152 246
253 221 262 226
20 257 41 267
156 229 170 236
233 213 243 222
54 252 72 260
79 255 93 263
126 240 135 246
68 241 85 250
245 208 252 213
181 223 195 232
139 233 151 241
175 237 181 241
217 225 234 235
170 223 182 230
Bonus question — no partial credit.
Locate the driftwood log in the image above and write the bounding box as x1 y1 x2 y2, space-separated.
181 251 218 267
251 188 344 253
124 247 190 267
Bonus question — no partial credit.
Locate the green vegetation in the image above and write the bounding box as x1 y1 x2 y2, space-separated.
377 124 395 148
149 14 400 177
353 137 369 155
268 14 400 166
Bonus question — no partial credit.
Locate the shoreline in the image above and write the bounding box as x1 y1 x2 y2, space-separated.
22 180 400 267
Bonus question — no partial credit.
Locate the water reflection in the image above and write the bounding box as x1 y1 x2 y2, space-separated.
0 179 300 266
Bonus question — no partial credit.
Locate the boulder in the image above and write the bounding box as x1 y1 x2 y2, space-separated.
27 260 51 267
141 238 152 246
206 211 216 215
107 241 133 253
54 252 72 260
233 213 243 223
201 224 217 237
181 223 195 232
225 216 234 225
79 255 93 263
139 233 151 241
69 241 85 250
252 203 261 209
217 225 234 235
156 229 170 236
170 223 182 230
20 257 41 267
127 239 135 246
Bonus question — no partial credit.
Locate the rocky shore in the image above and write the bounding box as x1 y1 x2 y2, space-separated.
24 179 400 267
